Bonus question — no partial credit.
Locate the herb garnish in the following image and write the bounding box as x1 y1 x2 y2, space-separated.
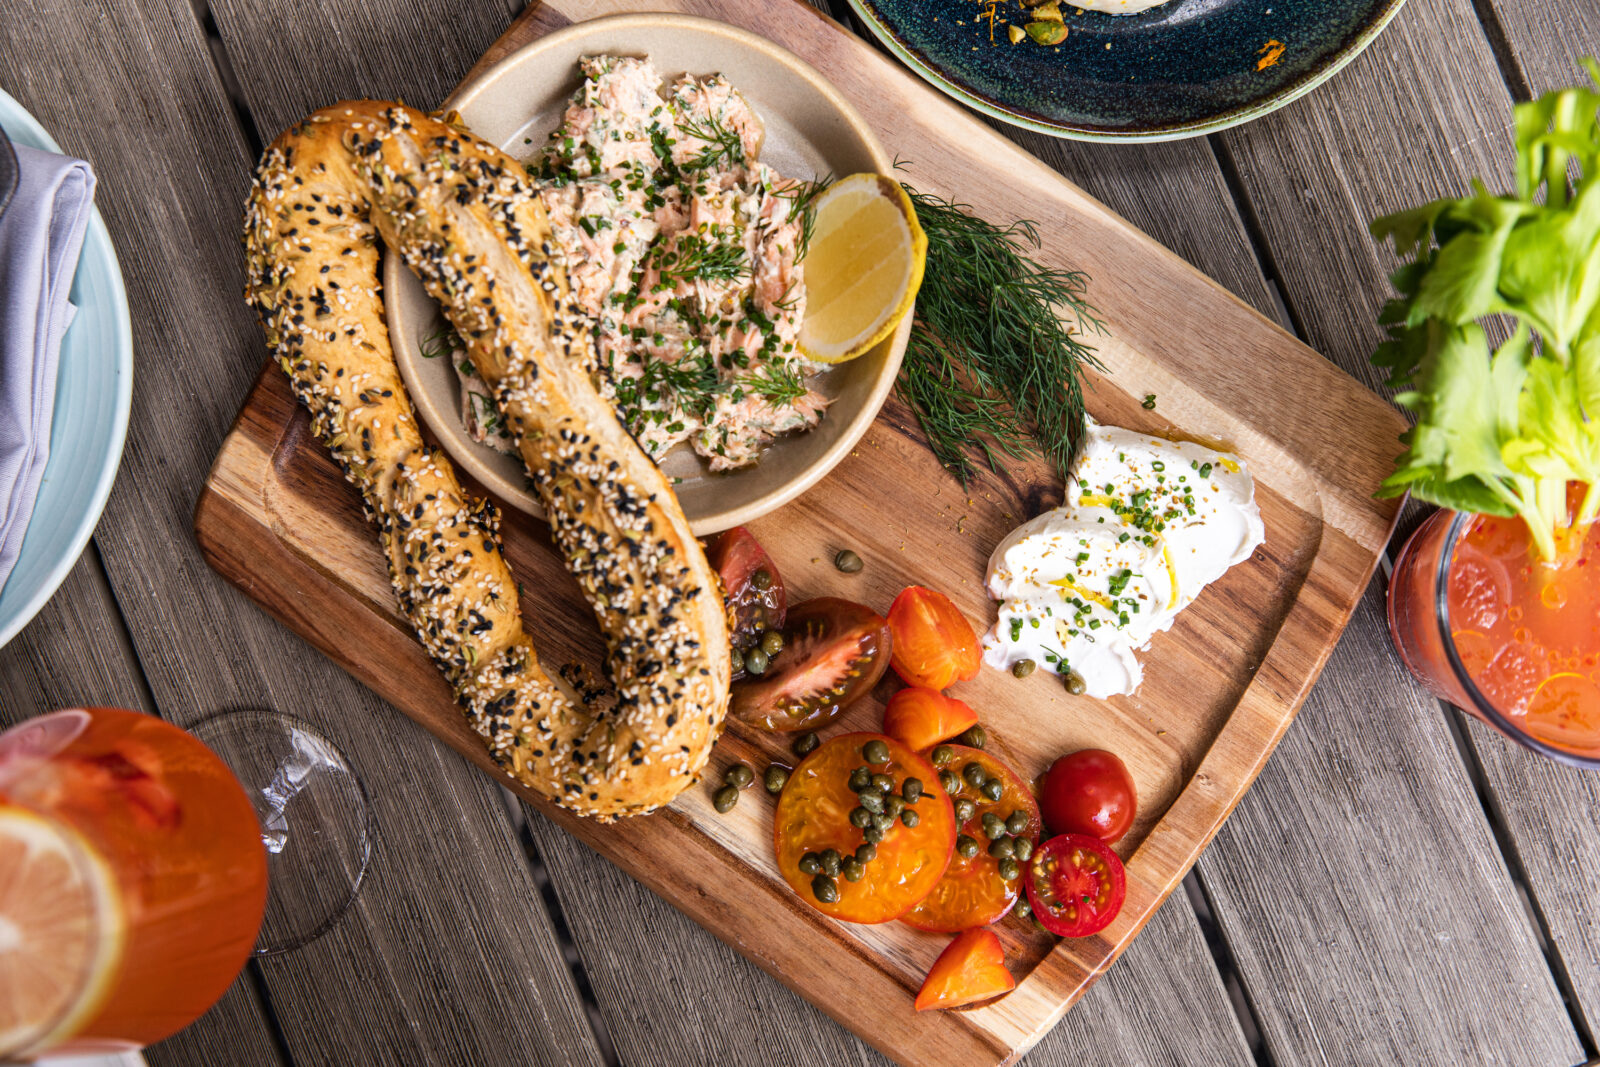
419 322 459 360
676 112 748 173
896 184 1105 484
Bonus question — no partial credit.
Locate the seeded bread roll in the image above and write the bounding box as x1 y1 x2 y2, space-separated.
242 101 732 820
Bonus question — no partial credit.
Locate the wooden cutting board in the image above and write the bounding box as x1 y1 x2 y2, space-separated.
196 1 1406 1062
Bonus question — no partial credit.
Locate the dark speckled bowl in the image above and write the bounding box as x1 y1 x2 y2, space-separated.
848 0 1406 140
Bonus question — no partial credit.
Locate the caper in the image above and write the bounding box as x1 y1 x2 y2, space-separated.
842 858 865 882
939 770 961 794
988 837 1016 860
795 732 820 757
1013 837 1034 862
855 842 877 864
858 790 885 815
819 849 843 876
849 806 873 828
1013 895 1032 919
759 630 785 657
884 794 906 818
982 813 1006 839
1064 670 1088 696
848 767 872 792
1005 810 1030 835
873 812 895 833
902 777 923 802
863 739 891 765
863 824 885 844
901 808 920 828
743 647 770 676
1011 659 1036 679
725 763 754 789
812 874 839 903
752 568 773 590
931 744 955 767
998 857 1020 881
962 762 988 788
798 851 822 875
981 779 1004 802
764 765 790 794
954 798 977 823
956 834 980 859
958 726 988 749
871 773 895 794
713 785 739 813
834 549 864 574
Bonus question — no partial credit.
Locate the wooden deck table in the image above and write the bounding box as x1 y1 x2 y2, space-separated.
3 1 1598 1064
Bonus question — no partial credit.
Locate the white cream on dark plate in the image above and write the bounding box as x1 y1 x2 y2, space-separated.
982 418 1265 698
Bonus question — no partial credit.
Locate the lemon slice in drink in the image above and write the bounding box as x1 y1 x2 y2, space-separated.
0 807 123 1059
798 173 927 364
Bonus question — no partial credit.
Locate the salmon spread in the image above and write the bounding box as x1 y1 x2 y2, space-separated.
450 55 828 471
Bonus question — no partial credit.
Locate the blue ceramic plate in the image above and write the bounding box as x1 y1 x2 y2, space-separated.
0 89 133 648
848 0 1406 140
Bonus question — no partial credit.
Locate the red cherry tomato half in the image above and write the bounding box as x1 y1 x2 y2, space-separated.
732 599 891 731
913 927 1015 1011
886 586 981 691
705 526 786 662
882 688 978 753
1039 749 1137 843
1025 833 1126 938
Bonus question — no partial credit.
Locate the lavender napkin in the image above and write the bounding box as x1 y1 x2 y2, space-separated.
0 143 95 595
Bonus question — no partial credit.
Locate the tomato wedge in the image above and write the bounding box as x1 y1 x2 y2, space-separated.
914 928 1015 1011
882 688 978 752
706 526 786 663
887 586 981 690
774 732 955 924
903 746 1040 932
1025 833 1126 938
732 599 891 731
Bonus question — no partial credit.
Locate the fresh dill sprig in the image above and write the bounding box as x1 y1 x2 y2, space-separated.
419 322 460 360
649 232 748 287
772 174 831 261
676 112 747 173
898 184 1105 484
741 362 808 407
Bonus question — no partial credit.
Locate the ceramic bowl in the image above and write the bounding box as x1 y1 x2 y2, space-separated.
385 13 907 535
847 0 1407 141
0 89 133 650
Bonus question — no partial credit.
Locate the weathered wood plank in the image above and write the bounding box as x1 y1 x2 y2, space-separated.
528 807 1252 1067
0 553 286 1067
0 2 602 1063
1484 2 1600 99
1200 0 1587 1062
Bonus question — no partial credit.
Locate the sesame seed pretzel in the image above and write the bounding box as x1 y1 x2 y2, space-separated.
242 102 733 820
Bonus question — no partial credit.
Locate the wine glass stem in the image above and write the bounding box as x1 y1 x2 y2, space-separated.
256 737 319 854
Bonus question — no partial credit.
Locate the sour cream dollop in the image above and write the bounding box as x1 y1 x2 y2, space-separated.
981 419 1265 698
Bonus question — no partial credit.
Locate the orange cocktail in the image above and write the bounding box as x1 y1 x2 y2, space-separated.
0 707 268 1057
1390 485 1600 763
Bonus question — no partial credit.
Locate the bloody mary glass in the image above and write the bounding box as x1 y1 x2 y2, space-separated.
1389 504 1600 768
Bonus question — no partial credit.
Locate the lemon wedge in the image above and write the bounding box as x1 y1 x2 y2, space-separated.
798 173 926 364
0 807 123 1059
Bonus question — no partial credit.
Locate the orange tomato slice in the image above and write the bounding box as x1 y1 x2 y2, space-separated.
882 688 978 752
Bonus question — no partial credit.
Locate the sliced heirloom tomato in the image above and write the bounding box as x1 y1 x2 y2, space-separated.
1039 749 1137 843
706 526 786 662
1025 833 1126 938
775 732 955 924
732 599 891 731
914 928 1015 1011
882 688 978 752
903 745 1040 932
887 586 981 690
